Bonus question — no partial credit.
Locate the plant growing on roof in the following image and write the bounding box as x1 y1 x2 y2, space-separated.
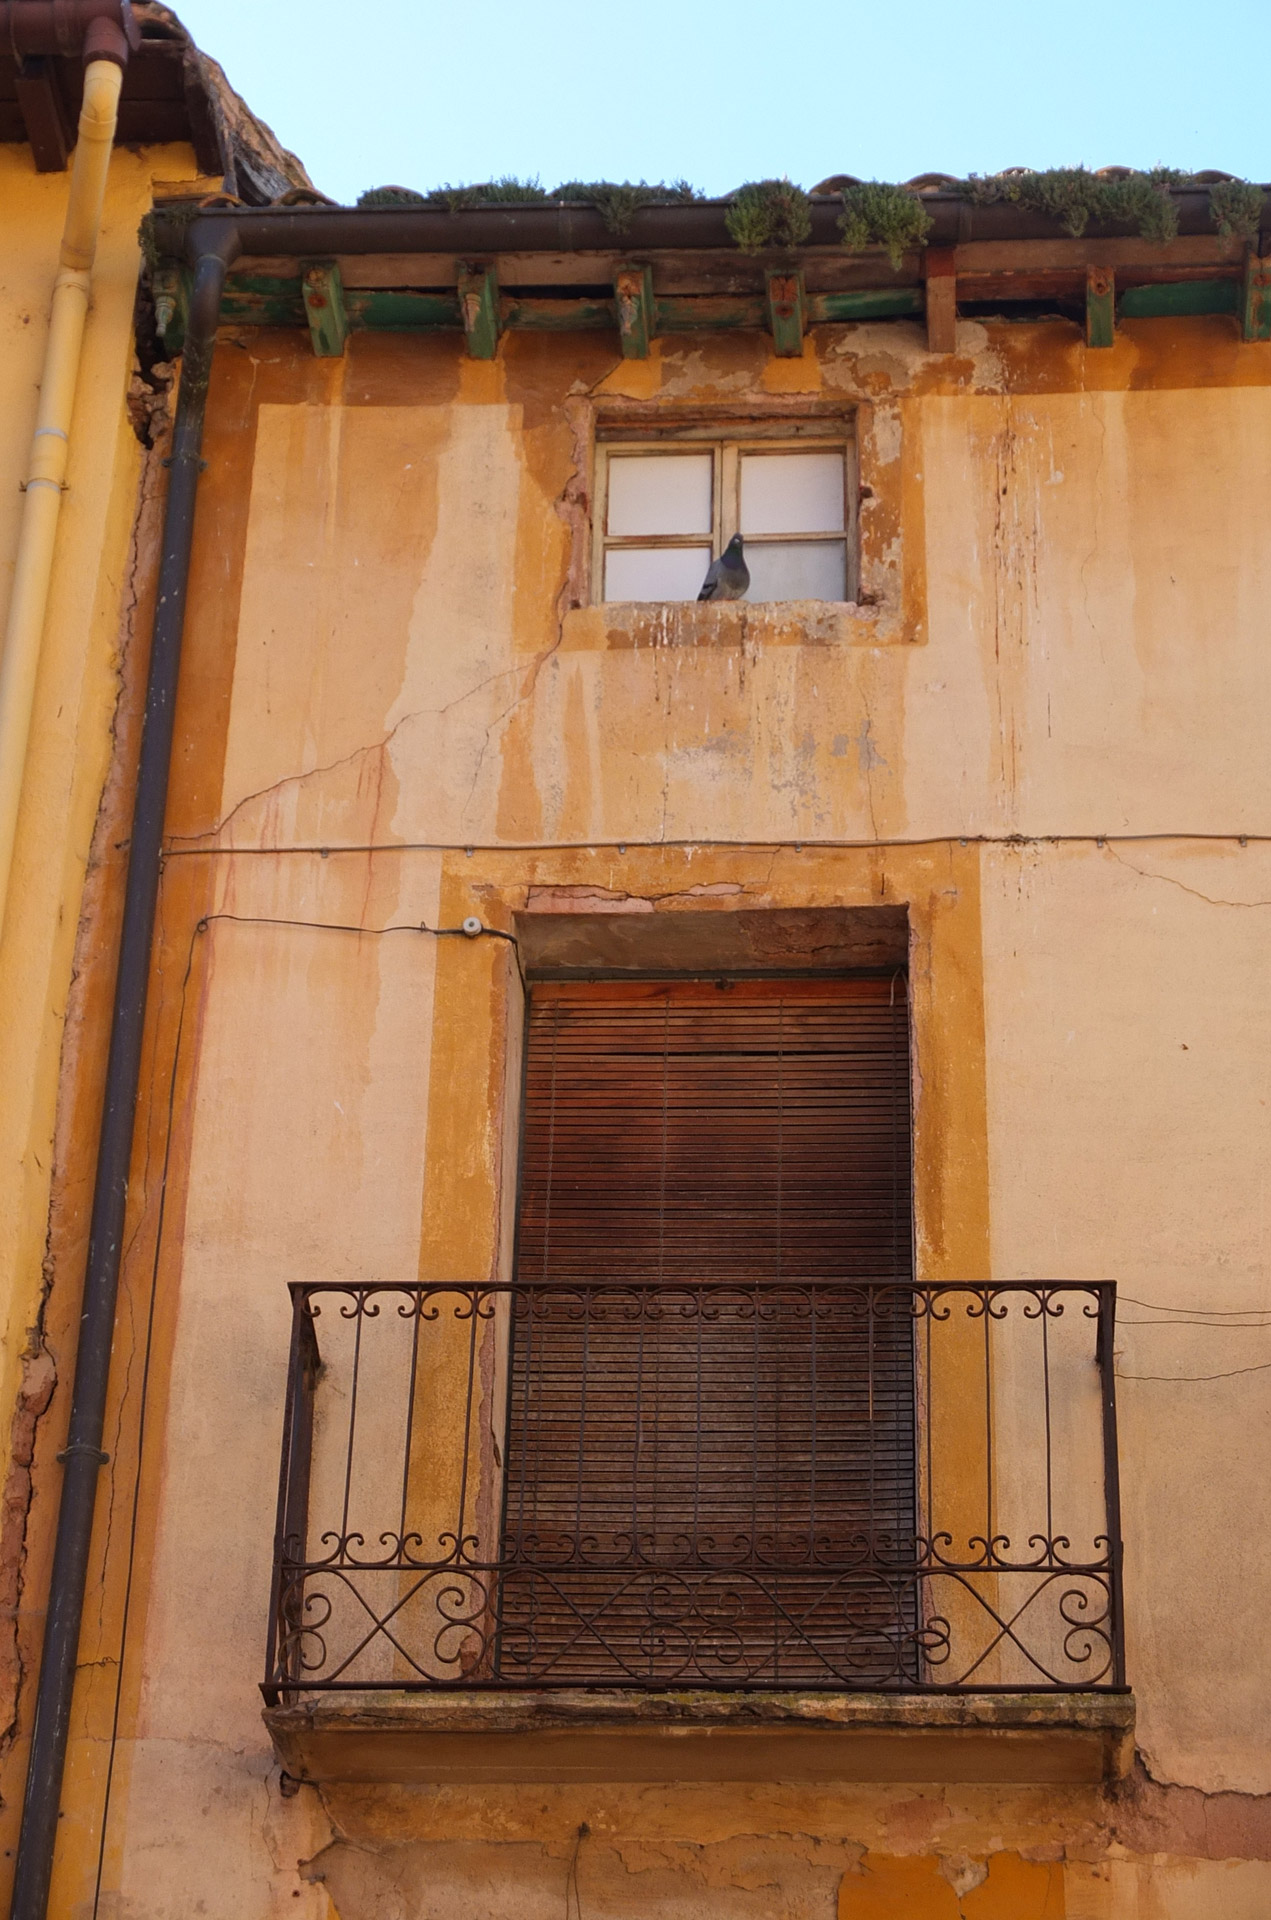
423 178 552 210
356 185 429 207
1208 177 1264 242
553 180 702 237
964 167 1191 242
725 179 813 253
838 182 932 268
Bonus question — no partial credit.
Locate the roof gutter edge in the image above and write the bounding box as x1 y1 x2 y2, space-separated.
152 190 1271 265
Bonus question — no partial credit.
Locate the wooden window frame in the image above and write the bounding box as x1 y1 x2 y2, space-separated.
592 420 859 607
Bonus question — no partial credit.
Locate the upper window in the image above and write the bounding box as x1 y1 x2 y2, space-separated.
594 428 855 606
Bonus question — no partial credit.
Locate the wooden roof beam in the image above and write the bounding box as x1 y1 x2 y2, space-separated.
1086 267 1116 348
458 263 500 358
614 265 654 358
924 246 957 353
14 56 72 171
302 262 349 356
765 270 806 357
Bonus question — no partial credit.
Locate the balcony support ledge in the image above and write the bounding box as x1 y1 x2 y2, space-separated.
264 1687 1134 1787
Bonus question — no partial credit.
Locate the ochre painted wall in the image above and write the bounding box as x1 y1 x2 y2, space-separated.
28 312 1271 1916
0 137 220 1884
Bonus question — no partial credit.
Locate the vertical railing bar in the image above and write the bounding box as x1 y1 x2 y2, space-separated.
491 1285 521 1681
983 1293 994 1562
283 1306 320 1680
398 1287 424 1553
454 1285 481 1566
1041 1288 1054 1551
1096 1282 1127 1687
263 1283 309 1701
520 1288 541 1675
339 1287 365 1549
925 1289 933 1558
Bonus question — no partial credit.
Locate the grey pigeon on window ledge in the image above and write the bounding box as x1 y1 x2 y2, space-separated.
697 534 749 602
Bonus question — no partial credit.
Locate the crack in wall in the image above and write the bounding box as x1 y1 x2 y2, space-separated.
1106 845 1271 908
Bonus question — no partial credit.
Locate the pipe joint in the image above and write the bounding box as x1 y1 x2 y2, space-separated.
81 8 131 66
27 440 69 488
0 0 138 65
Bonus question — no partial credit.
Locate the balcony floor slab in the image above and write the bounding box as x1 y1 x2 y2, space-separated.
263 1688 1135 1787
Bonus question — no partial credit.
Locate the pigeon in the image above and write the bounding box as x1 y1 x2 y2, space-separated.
697 534 749 602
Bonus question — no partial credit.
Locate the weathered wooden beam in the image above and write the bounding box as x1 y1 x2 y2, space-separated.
765 270 805 357
924 246 958 353
958 235 1241 274
1241 251 1271 341
218 268 1268 344
614 265 655 358
503 297 615 332
14 57 70 171
1119 279 1238 319
656 294 767 332
301 262 350 357
458 264 500 358
349 289 460 330
1086 267 1116 348
814 289 924 322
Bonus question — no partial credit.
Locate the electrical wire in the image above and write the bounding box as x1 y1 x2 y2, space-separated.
1119 1294 1271 1318
161 830 1271 859
565 1822 590 1920
1115 1360 1271 1383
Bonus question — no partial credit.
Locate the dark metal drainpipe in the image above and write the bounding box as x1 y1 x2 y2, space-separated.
11 244 234 1920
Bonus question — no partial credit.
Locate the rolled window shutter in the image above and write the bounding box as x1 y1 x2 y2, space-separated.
500 978 917 1685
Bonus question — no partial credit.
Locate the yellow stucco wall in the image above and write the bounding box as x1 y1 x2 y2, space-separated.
0 133 218 1858
26 311 1271 1915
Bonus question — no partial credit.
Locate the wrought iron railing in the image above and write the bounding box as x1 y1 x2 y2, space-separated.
263 1280 1124 1700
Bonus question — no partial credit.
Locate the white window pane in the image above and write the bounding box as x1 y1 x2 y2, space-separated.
740 451 846 535
607 454 713 536
604 545 714 602
744 540 847 603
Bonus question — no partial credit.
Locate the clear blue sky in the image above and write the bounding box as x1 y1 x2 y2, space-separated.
175 0 1271 207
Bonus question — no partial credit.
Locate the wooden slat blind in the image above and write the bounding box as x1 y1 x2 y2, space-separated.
500 978 918 1686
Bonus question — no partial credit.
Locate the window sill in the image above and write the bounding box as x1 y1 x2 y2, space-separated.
263 1688 1134 1787
561 599 906 652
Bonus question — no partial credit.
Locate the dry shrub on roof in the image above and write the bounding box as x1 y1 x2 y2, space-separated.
726 180 813 253
963 168 1189 242
553 180 703 237
838 182 933 268
1208 178 1264 241
356 185 429 207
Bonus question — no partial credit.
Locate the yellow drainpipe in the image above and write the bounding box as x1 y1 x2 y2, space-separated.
0 56 125 944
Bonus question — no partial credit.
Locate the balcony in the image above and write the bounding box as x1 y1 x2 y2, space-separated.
262 1279 1129 1785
